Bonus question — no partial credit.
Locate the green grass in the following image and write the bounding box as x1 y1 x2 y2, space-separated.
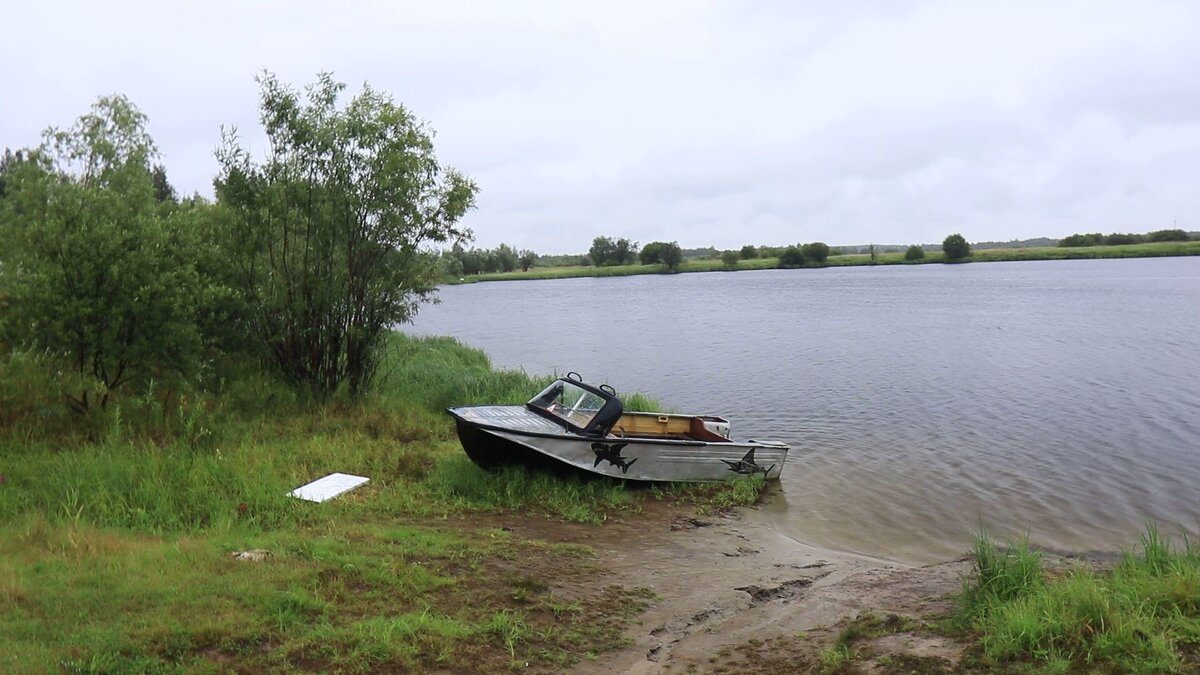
0 333 682 530
0 331 765 672
956 526 1200 673
449 240 1200 284
422 456 636 525
0 515 582 673
813 612 918 673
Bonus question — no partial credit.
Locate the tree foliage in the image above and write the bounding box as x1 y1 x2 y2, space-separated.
1147 229 1190 242
0 149 34 199
640 241 683 270
721 250 739 268
1058 232 1104 247
589 236 638 266
1059 229 1192 247
589 236 616 266
0 96 206 412
441 243 532 275
638 242 661 265
801 241 830 263
150 164 177 204
215 73 476 397
778 246 806 268
1104 233 1138 246
905 244 926 261
942 233 971 261
614 237 638 265
495 243 518 273
739 244 758 259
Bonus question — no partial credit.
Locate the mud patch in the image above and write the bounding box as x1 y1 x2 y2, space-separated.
670 516 713 531
735 577 815 603
572 506 973 674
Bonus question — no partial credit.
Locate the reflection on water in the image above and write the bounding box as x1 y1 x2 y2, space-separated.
409 258 1200 564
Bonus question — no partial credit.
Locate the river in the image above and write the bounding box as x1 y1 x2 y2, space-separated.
408 257 1200 564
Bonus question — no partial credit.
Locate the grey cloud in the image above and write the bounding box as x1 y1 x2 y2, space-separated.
2 0 1197 251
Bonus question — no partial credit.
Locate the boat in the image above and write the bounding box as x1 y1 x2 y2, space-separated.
447 373 789 482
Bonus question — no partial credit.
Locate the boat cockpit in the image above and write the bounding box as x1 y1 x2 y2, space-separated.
527 374 624 436
526 374 733 443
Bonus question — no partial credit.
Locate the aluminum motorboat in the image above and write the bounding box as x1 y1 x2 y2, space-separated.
447 373 789 482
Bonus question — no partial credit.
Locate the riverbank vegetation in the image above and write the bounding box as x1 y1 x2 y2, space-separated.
445 226 1199 284
955 527 1200 672
0 76 767 672
1059 228 1191 247
0 332 767 672
450 239 1200 284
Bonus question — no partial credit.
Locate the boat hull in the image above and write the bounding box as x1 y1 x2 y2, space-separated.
450 406 788 482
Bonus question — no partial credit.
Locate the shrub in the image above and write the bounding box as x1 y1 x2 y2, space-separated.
0 96 208 414
1059 232 1104 247
800 242 830 263
640 241 682 270
1147 228 1190 242
590 236 638 266
778 246 806 268
942 233 971 261
739 245 758 259
1104 233 1141 246
904 245 925 261
214 73 477 398
720 250 739 269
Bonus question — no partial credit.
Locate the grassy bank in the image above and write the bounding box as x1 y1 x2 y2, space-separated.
451 240 1200 284
0 333 762 673
955 527 1200 672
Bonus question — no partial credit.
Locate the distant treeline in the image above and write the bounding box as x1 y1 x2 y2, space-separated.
440 243 539 276
484 229 1198 273
1058 229 1193 247
478 233 970 272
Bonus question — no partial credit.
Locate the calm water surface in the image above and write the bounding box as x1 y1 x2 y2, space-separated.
409 258 1200 564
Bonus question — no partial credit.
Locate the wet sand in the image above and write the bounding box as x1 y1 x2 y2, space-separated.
507 501 974 673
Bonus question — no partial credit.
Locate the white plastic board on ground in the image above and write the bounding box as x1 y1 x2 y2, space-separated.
288 472 370 503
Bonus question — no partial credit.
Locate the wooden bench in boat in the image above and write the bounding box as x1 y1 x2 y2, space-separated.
611 412 733 442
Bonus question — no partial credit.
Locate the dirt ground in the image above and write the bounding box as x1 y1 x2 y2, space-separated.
507 500 975 674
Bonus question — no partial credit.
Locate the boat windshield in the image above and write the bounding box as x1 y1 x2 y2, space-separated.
528 379 609 431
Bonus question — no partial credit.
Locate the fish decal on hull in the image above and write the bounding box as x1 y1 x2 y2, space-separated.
722 448 775 476
592 442 638 474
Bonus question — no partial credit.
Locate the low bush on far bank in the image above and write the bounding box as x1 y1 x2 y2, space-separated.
778 246 806 268
1060 228 1193 247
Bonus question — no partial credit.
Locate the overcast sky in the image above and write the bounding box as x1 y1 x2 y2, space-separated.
3 1 1198 252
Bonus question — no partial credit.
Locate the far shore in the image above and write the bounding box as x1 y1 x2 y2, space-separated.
448 239 1200 285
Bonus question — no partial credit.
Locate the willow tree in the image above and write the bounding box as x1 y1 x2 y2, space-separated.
215 73 477 397
0 96 205 413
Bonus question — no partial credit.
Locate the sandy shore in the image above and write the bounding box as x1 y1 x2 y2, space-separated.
511 501 974 673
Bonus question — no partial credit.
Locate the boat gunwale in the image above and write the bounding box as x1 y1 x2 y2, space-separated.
446 405 788 450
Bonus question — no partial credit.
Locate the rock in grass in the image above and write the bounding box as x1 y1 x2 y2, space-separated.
229 549 272 562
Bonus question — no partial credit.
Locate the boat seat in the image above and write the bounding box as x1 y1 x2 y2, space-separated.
688 417 732 443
